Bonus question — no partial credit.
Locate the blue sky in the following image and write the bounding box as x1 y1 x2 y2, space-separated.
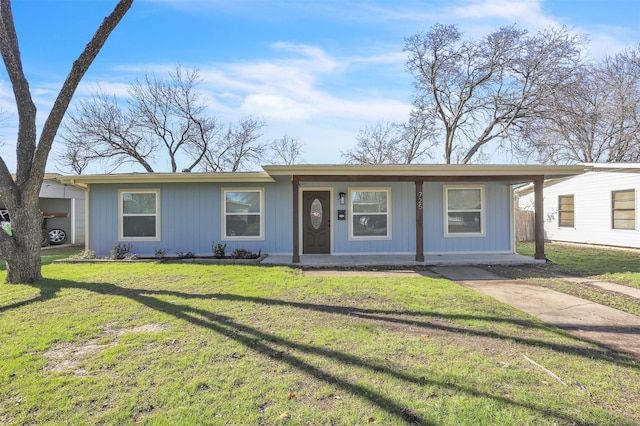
1 0 639 173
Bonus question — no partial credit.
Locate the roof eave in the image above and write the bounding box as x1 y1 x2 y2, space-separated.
58 172 275 187
262 164 588 178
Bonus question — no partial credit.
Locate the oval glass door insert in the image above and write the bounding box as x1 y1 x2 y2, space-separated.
310 198 323 229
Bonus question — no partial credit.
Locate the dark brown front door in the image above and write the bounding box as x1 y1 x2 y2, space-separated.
303 191 331 254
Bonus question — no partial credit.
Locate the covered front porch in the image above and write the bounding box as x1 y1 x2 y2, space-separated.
263 164 587 265
260 252 541 267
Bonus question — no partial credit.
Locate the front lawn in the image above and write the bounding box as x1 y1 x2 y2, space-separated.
516 241 640 283
0 244 85 271
482 242 640 318
1 262 639 425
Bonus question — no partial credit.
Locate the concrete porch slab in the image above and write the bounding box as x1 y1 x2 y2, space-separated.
260 253 538 267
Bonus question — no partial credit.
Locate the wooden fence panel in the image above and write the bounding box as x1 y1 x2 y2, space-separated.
515 208 535 242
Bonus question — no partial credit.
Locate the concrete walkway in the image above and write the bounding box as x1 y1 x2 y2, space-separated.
431 266 640 360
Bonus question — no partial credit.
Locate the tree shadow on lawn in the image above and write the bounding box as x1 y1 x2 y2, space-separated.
5 279 640 425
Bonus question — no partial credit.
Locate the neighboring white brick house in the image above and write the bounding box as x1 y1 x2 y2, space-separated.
517 163 640 249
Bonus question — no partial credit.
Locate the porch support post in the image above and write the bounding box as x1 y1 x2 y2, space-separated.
533 177 546 260
292 177 300 263
415 180 424 262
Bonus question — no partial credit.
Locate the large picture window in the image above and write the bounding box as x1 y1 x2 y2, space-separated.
612 190 636 230
349 188 390 239
558 195 575 227
223 188 264 240
445 186 485 236
119 189 160 240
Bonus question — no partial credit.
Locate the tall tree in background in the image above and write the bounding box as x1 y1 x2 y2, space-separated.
341 113 435 165
196 116 268 172
59 67 271 173
0 0 132 283
404 24 584 164
341 121 399 164
393 107 436 164
58 66 214 173
518 46 640 164
270 135 304 165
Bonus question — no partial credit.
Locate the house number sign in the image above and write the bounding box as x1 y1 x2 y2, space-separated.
417 191 423 210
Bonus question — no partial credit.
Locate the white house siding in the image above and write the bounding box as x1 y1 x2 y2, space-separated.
527 170 640 249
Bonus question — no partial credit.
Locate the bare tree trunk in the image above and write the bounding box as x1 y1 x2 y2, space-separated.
0 0 132 283
0 206 42 283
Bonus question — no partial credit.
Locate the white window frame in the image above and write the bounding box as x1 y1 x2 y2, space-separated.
222 188 265 241
444 185 485 237
118 189 160 241
349 187 391 240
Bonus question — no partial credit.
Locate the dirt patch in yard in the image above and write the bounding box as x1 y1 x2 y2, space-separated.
43 323 170 375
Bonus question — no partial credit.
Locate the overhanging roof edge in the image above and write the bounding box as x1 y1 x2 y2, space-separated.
262 164 589 178
58 171 275 185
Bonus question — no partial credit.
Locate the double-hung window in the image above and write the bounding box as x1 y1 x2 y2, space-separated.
612 190 636 230
350 188 390 239
558 195 575 227
119 189 160 240
223 188 264 240
445 186 485 236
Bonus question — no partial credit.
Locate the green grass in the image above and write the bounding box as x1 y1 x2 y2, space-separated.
0 245 85 271
483 242 640 317
2 262 640 425
516 241 640 280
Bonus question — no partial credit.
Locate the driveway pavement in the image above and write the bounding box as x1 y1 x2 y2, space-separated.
431 266 640 360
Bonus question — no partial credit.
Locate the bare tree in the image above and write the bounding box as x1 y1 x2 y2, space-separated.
404 24 585 164
58 143 92 174
270 135 304 165
341 115 436 165
341 121 400 164
519 46 640 164
0 0 132 283
59 91 155 172
197 116 268 172
58 66 214 173
392 107 436 164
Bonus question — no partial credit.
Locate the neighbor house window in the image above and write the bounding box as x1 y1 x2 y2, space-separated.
349 188 390 239
558 195 575 227
612 190 636 230
119 189 160 240
445 186 485 236
223 188 264 240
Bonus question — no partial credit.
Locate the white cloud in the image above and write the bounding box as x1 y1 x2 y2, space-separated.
241 94 313 120
452 0 544 21
75 81 132 99
197 42 411 124
351 51 408 65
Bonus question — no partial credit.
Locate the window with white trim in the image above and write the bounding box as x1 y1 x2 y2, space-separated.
612 189 636 230
349 188 390 239
119 189 160 240
444 186 485 236
222 188 264 240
